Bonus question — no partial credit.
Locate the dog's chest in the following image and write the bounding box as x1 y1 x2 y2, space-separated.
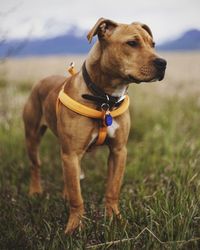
107 119 119 138
89 119 119 146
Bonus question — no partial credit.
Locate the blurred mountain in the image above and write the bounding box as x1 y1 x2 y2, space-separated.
157 29 200 51
0 32 93 58
0 28 200 57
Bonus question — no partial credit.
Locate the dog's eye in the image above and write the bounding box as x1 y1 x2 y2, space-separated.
127 41 138 47
152 42 155 48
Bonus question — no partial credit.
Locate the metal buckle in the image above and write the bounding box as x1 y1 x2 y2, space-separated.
116 95 126 104
106 95 110 101
101 103 110 111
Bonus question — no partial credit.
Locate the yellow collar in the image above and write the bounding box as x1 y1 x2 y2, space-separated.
58 88 129 119
56 87 129 145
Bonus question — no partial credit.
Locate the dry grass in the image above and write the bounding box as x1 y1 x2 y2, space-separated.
0 55 85 83
1 52 200 97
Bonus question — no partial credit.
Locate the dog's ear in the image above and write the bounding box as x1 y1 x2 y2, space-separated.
132 22 153 38
87 18 118 43
141 24 153 38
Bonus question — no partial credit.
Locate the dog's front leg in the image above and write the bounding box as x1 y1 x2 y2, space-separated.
61 151 84 234
105 146 127 217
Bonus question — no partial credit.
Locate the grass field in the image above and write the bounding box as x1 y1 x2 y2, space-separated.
0 53 200 249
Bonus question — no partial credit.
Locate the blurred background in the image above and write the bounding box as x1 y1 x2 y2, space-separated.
0 0 200 249
0 0 200 89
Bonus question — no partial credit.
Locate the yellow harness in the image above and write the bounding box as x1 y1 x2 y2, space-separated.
56 63 130 145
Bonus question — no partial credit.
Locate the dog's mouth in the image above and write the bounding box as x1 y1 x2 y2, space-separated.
127 75 142 84
127 70 166 84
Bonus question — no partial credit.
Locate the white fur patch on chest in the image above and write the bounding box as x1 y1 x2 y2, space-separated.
112 86 127 97
87 120 119 147
107 119 119 138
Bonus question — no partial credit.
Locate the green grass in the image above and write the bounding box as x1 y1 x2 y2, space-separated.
0 81 200 250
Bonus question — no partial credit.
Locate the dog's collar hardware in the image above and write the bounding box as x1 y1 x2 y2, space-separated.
67 62 76 75
56 62 130 146
100 103 112 126
82 62 124 108
101 103 110 111
104 113 113 127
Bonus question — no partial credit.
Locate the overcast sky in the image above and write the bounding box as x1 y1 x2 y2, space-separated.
1 0 200 43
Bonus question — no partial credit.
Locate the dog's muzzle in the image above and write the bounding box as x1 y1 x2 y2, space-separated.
153 58 167 81
126 57 167 84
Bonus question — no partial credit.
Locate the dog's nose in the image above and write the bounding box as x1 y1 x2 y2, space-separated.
153 58 167 70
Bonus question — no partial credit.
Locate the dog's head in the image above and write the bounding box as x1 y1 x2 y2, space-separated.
87 18 167 84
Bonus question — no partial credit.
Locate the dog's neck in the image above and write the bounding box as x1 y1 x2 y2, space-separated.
84 42 128 97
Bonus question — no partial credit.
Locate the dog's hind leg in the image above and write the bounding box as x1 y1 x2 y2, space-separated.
23 93 47 195
26 126 47 195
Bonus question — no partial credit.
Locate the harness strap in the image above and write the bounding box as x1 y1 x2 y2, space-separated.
58 88 129 118
56 79 67 116
56 63 130 145
96 126 107 145
57 88 129 145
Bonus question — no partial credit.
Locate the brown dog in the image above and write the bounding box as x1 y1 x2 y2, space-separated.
23 18 166 234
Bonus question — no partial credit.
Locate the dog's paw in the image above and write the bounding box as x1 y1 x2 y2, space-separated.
64 213 83 235
64 205 84 235
105 203 128 227
105 202 120 218
29 183 43 196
